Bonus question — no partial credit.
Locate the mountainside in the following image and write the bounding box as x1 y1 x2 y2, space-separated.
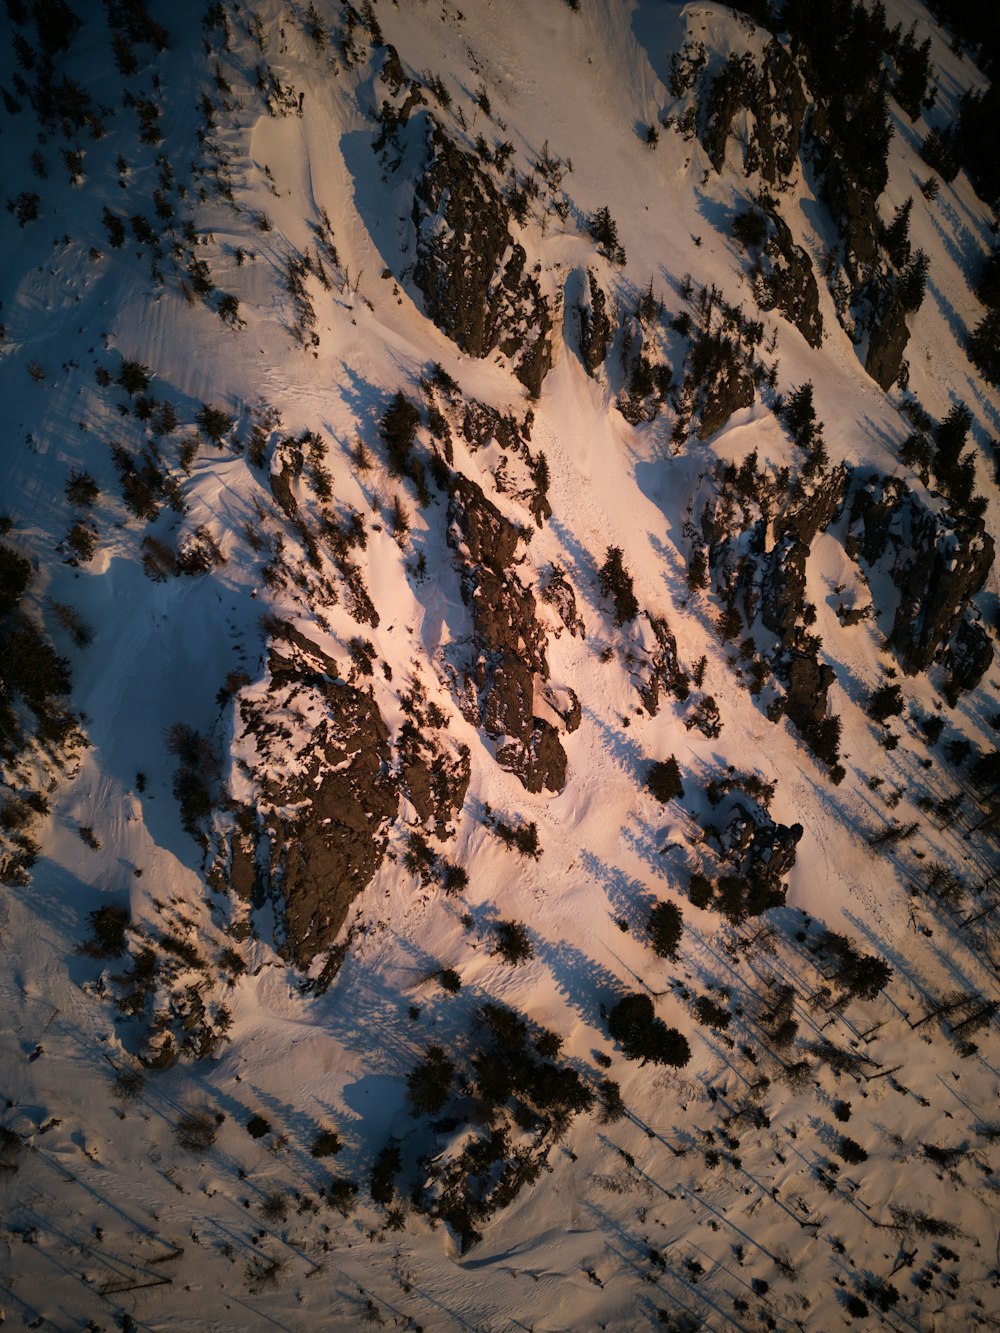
2 0 1000 1328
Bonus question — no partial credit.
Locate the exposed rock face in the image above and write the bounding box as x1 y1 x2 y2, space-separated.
447 475 567 792
760 467 850 637
714 799 803 883
700 41 807 185
699 459 848 766
706 794 804 915
946 613 994 693
847 476 995 676
752 40 808 184
690 332 755 438
824 164 880 278
760 537 808 640
460 398 534 455
755 209 823 348
540 564 585 638
864 292 910 391
412 127 553 397
539 682 582 733
782 649 837 739
779 464 850 544
578 268 612 375
230 631 398 968
700 52 756 173
631 614 687 716
397 720 470 838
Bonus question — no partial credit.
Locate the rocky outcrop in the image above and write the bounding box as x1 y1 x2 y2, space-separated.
540 564 585 638
945 613 994 694
690 332 755 439
398 720 470 838
751 40 808 185
631 614 688 716
412 127 553 397
760 538 808 640
864 292 910 391
778 464 850 544
539 682 581 732
759 466 850 638
705 794 804 916
700 53 757 174
448 475 568 792
699 40 807 186
460 398 534 455
712 799 803 883
847 476 995 677
824 162 880 279
229 630 398 968
578 268 612 375
754 209 823 348
781 649 837 742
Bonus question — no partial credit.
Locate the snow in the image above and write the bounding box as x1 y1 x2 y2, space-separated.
1 0 1000 1329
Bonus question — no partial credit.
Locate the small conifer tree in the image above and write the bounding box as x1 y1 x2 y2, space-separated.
599 546 638 624
646 757 684 802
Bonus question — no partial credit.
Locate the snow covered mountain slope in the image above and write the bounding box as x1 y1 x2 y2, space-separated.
2 0 1000 1328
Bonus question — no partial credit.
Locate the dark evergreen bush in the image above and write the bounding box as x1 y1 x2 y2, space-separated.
380 391 421 476
894 26 932 121
969 309 1000 387
370 1142 402 1205
838 1135 868 1164
867 683 904 724
196 403 233 445
732 209 767 249
117 358 151 396
607 993 690 1067
883 197 912 268
975 249 1000 308
688 873 715 909
693 995 731 1030
821 931 893 999
0 542 31 614
648 900 684 959
646 757 684 802
81 904 130 958
587 206 626 266
599 546 638 624
493 920 534 966
407 1046 455 1115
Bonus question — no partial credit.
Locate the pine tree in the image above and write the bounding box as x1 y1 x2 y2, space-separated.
782 382 819 451
898 250 929 313
587 206 626 266
646 757 684 803
934 402 973 483
974 249 1000 308
648 901 684 959
867 683 904 725
380 391 421 476
599 546 638 624
883 197 912 269
407 1046 455 1115
894 26 932 122
493 920 534 965
607 993 690 1067
969 309 1000 387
